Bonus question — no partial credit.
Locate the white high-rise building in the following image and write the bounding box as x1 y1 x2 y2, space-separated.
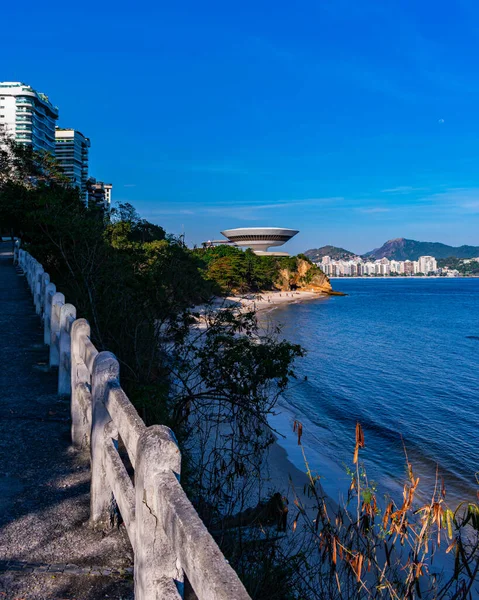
390 260 401 273
55 128 90 199
378 257 391 275
104 183 112 207
0 81 58 153
86 178 112 211
418 256 437 274
319 255 440 277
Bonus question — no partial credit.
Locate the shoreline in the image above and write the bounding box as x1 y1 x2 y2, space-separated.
194 291 327 328
196 289 336 519
262 416 340 537
329 275 479 279
225 290 328 312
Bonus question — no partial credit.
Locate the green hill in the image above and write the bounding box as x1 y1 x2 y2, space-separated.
364 238 479 261
306 239 479 261
304 245 357 261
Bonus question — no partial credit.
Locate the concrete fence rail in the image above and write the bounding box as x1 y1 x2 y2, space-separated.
14 244 251 600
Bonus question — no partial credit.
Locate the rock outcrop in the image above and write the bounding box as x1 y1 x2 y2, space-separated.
276 258 333 294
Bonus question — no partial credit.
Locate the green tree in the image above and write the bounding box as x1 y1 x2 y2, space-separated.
1 136 306 597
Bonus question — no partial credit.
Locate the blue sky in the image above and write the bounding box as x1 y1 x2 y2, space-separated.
2 0 479 254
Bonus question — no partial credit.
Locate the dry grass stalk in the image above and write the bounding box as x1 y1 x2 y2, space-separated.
287 421 479 599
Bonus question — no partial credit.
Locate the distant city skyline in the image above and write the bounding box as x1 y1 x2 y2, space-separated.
318 255 445 277
2 1 479 253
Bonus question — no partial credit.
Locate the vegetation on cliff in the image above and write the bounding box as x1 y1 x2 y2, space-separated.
437 256 479 275
199 245 332 294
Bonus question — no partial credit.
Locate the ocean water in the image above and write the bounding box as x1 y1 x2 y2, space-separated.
261 278 479 506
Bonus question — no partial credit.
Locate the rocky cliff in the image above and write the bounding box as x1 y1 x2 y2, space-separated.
277 258 333 293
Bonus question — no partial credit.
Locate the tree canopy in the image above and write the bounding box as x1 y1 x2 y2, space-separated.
0 137 307 598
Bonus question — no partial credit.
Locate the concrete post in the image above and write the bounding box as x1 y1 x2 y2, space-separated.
33 266 44 314
40 273 50 317
134 425 183 600
24 254 31 287
43 283 57 345
71 319 93 447
27 256 36 292
49 292 65 367
90 351 119 529
30 260 36 292
25 255 32 289
58 304 76 396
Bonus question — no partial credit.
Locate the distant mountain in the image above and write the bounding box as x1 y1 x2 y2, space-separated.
304 245 357 261
364 238 479 261
305 238 479 262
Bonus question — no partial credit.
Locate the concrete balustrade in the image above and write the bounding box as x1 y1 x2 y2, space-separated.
15 242 251 600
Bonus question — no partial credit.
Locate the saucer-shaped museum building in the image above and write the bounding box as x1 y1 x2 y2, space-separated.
220 227 299 256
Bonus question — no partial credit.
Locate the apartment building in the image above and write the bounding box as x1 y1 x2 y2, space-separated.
0 81 58 153
55 128 90 199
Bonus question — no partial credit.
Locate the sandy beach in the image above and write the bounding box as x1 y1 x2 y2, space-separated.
262 438 320 515
226 289 326 312
195 290 331 326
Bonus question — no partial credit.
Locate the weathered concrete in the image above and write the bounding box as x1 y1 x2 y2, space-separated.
58 303 76 395
49 291 65 367
90 351 119 529
71 318 95 447
153 472 251 600
134 426 183 599
0 244 134 599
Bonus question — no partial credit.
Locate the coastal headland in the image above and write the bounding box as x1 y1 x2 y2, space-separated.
210 256 346 312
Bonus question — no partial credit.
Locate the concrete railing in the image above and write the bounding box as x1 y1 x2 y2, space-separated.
15 245 251 600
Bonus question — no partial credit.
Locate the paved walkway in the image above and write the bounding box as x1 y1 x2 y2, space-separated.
0 244 133 599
